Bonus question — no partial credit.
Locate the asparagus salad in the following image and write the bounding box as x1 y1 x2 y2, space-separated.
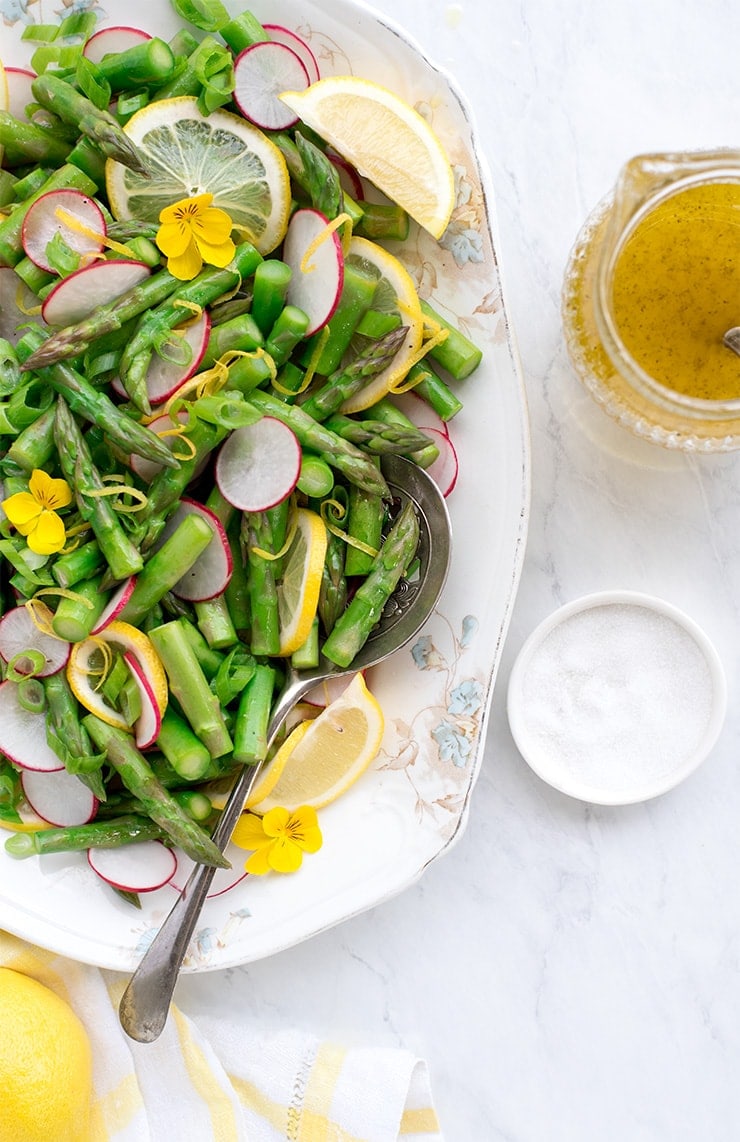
0 1 482 899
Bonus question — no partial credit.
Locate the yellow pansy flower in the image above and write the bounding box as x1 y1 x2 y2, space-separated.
1 469 72 556
155 193 236 281
232 805 323 875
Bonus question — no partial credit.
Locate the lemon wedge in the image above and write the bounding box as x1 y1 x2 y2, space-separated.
280 76 455 239
276 507 327 656
339 235 424 412
246 672 385 812
67 620 167 727
105 96 291 255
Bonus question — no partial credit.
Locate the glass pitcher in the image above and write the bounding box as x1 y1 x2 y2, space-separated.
562 149 740 451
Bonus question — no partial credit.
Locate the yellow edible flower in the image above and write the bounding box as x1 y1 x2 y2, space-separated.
155 193 236 281
1 469 72 556
232 805 323 875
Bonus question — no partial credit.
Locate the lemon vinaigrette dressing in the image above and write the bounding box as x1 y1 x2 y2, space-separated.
610 182 740 401
562 150 740 449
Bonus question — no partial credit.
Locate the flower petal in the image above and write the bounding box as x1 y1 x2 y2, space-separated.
285 807 323 853
156 220 193 258
2 491 42 531
294 824 323 854
28 469 71 512
166 244 203 281
158 193 213 225
193 206 234 245
267 837 303 873
232 812 269 850
261 806 290 838
27 510 66 555
193 235 236 269
245 845 273 875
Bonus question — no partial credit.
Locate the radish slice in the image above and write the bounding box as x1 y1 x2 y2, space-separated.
83 25 152 63
215 418 301 512
0 681 64 772
90 577 137 635
88 840 177 893
264 23 320 84
144 309 210 405
0 606 70 677
328 152 365 201
233 41 309 130
41 260 151 327
22 190 107 274
282 207 344 335
128 411 210 483
5 68 35 122
123 651 162 749
391 390 450 437
155 498 232 602
422 427 459 497
21 768 97 827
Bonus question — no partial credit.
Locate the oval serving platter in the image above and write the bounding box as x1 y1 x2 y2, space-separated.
0 0 530 971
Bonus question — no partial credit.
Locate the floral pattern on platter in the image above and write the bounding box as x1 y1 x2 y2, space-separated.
378 613 485 843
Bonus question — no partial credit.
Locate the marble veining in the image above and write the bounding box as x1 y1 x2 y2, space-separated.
176 1 740 1139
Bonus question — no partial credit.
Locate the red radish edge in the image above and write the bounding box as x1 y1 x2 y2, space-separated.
170 851 250 899
282 207 344 336
232 41 310 131
215 419 302 512
21 190 106 274
129 411 211 483
90 577 137 635
5 68 36 122
83 25 151 63
21 768 97 827
264 23 320 84
328 152 365 201
123 651 162 750
88 841 177 893
146 310 211 405
41 260 151 327
152 497 233 602
0 605 70 676
423 427 459 497
0 681 64 772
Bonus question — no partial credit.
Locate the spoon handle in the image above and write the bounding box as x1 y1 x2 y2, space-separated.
118 758 263 1042
117 670 325 1042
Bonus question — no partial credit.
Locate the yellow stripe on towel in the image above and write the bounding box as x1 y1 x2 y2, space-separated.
400 1105 442 1134
173 1006 241 1142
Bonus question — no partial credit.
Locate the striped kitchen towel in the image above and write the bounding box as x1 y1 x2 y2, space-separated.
0 930 442 1141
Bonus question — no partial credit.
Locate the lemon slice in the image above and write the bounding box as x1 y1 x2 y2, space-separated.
339 236 424 412
67 620 168 727
247 672 385 812
105 96 291 255
280 76 455 239
276 507 327 656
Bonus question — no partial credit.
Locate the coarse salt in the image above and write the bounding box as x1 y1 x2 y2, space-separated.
508 595 726 803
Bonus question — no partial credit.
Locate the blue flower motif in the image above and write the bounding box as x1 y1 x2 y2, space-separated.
1 0 35 25
431 719 472 768
441 225 484 267
460 614 478 648
411 634 446 671
448 678 483 716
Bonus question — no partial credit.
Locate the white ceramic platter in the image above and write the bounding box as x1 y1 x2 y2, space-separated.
0 0 530 970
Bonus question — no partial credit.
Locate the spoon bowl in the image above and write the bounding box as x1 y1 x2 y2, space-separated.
119 454 452 1043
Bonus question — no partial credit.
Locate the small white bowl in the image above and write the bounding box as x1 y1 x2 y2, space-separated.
507 590 727 805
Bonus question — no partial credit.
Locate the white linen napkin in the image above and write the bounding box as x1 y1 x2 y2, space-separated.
0 931 443 1141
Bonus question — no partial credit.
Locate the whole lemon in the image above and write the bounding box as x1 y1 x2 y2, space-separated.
0 967 93 1142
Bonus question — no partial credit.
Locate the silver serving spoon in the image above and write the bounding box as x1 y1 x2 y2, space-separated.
119 454 452 1042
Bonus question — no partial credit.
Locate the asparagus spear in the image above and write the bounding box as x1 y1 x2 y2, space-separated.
321 498 420 668
83 716 230 868
298 325 408 422
5 815 166 859
323 414 437 455
43 671 107 801
54 397 144 581
31 73 150 175
247 390 390 497
0 111 72 169
19 266 183 371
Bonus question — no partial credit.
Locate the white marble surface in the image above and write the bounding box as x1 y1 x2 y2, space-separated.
177 2 740 1138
